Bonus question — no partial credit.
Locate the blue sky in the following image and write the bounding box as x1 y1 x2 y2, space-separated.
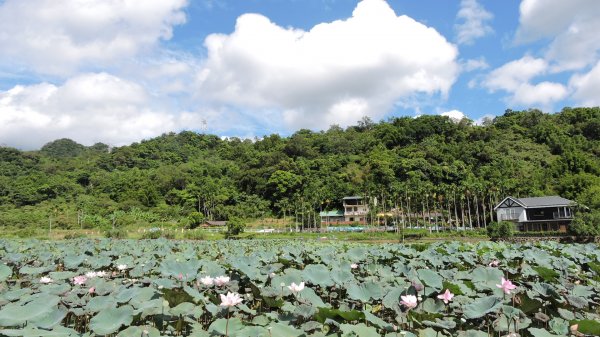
1 0 599 149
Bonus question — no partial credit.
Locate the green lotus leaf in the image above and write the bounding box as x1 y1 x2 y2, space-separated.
267 322 306 337
423 319 457 330
31 307 68 329
170 302 197 316
315 307 364 323
236 326 270 337
117 326 161 337
0 325 81 337
347 281 383 302
303 264 334 287
340 323 379 337
208 317 244 336
89 305 134 335
0 294 60 326
85 295 118 313
463 296 502 319
160 259 200 279
417 269 443 290
363 311 392 330
457 330 488 337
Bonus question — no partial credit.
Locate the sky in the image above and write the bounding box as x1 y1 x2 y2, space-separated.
1 0 599 150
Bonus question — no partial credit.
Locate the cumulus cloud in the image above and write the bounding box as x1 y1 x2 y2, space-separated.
570 61 600 106
440 110 467 123
196 0 459 130
481 56 568 106
516 0 600 71
454 0 494 45
0 73 205 150
0 0 188 75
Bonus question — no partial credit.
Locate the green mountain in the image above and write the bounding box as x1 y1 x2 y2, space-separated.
1 107 598 231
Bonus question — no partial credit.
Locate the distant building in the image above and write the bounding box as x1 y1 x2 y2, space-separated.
493 196 575 232
319 210 345 224
319 196 370 225
343 196 369 224
202 220 227 227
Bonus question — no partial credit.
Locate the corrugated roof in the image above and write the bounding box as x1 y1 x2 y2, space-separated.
517 196 574 208
319 210 344 217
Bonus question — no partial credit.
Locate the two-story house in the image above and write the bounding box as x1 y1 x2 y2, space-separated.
494 196 575 232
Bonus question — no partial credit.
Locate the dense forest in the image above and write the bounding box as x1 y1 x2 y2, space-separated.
1 107 599 232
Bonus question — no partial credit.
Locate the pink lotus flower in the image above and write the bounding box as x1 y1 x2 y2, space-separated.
400 295 418 309
178 273 183 280
40 276 53 284
214 276 230 286
350 263 359 269
288 282 305 294
496 277 517 294
88 287 95 294
219 292 243 307
437 289 454 304
200 276 214 286
72 275 87 285
570 324 578 332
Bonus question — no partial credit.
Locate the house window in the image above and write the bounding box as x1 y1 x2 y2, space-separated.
350 217 354 222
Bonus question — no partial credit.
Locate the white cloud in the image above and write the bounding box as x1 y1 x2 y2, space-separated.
196 0 459 130
0 73 205 150
480 56 568 106
0 0 188 75
454 0 494 45
461 57 489 72
570 60 600 106
516 0 600 71
440 109 467 123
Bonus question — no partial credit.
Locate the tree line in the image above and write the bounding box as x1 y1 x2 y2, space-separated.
0 107 598 231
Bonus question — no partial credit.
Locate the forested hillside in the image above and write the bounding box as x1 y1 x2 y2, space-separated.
1 107 599 231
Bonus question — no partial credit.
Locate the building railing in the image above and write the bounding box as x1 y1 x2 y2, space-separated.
552 212 573 219
499 214 519 221
344 211 368 216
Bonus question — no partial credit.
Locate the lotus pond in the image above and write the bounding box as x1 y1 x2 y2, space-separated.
0 239 599 337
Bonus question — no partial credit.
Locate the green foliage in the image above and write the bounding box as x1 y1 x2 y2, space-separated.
569 210 600 236
487 221 515 240
183 230 207 240
225 217 245 238
186 211 204 229
104 228 128 239
0 107 599 234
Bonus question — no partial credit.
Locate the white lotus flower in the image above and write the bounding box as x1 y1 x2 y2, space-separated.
288 282 305 293
214 276 230 286
200 276 214 286
219 292 243 307
40 276 53 284
85 271 98 278
117 264 127 271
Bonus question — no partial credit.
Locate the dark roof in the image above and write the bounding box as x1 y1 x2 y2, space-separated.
205 220 227 226
495 196 575 210
342 196 363 200
517 196 575 208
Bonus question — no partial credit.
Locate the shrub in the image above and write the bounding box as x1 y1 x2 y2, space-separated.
187 212 205 229
226 217 246 238
487 221 515 240
64 233 87 239
569 210 600 237
105 228 128 239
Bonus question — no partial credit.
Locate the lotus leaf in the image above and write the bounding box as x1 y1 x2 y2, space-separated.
89 305 134 335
